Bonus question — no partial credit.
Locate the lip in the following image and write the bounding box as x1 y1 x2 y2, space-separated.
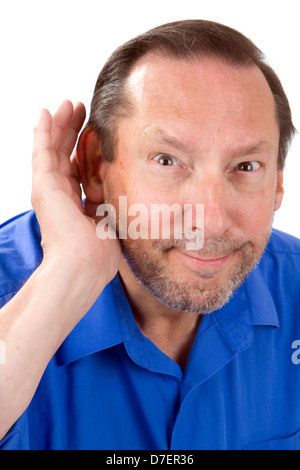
175 249 232 268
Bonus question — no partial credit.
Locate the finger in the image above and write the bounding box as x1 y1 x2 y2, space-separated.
51 100 75 151
32 108 55 174
69 156 83 205
58 102 86 160
70 153 81 180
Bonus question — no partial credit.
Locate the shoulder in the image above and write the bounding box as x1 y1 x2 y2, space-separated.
266 228 300 256
258 229 300 328
262 228 300 280
0 211 42 298
260 228 300 287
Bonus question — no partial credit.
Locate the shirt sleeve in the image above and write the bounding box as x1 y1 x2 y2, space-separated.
0 289 17 307
0 412 29 450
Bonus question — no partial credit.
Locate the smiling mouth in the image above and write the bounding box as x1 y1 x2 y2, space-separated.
175 249 235 268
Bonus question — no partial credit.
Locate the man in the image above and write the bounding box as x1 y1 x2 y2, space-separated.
0 19 300 450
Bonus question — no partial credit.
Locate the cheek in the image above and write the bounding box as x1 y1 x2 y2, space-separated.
232 189 276 239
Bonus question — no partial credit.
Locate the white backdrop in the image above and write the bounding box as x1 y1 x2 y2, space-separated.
1 0 299 237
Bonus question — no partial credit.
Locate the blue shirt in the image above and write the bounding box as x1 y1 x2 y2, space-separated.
1 210 300 450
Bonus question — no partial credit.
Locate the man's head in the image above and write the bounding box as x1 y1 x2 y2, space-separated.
87 19 295 170
77 20 296 315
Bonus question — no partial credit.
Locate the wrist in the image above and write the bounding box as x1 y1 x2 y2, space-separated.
40 252 107 304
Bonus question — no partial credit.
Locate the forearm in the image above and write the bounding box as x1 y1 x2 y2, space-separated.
0 255 105 440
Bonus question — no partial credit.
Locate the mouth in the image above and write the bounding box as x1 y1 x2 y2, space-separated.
180 250 231 264
173 248 236 270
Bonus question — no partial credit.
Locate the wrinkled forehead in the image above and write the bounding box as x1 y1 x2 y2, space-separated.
122 53 279 152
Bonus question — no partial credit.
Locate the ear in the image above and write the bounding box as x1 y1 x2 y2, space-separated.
76 126 104 204
274 170 284 211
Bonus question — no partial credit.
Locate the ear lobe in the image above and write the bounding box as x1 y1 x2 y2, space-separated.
76 126 104 204
274 170 284 211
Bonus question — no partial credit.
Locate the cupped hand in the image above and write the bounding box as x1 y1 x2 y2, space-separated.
31 100 121 285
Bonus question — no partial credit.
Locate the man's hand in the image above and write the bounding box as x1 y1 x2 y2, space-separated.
0 101 122 439
31 100 121 285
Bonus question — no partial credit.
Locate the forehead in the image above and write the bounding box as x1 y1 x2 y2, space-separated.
123 54 278 149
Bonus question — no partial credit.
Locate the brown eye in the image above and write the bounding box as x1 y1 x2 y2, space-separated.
154 154 179 166
237 161 261 172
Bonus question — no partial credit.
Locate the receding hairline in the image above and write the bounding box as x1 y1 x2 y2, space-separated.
118 49 279 129
88 19 296 167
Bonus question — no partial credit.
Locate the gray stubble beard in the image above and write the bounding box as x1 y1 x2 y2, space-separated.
120 231 271 315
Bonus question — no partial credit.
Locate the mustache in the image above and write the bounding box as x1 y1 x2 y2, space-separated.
153 234 251 258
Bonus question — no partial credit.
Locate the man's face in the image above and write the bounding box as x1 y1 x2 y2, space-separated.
100 54 282 314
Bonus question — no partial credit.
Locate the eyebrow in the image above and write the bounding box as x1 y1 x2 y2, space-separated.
232 141 270 158
146 128 271 158
146 128 196 153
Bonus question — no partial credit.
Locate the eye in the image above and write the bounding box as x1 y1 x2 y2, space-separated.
153 153 179 166
237 161 261 172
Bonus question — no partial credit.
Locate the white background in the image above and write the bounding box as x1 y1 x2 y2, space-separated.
1 0 299 237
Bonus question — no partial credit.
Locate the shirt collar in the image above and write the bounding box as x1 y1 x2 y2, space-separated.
212 261 279 357
56 275 125 366
245 263 280 328
56 273 182 377
56 253 279 367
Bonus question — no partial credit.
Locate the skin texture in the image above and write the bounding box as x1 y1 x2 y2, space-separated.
78 54 284 368
0 54 286 438
0 101 122 439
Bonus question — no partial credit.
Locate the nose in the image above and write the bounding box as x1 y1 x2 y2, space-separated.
191 173 231 242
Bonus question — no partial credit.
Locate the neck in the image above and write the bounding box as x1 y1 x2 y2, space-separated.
119 258 202 371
